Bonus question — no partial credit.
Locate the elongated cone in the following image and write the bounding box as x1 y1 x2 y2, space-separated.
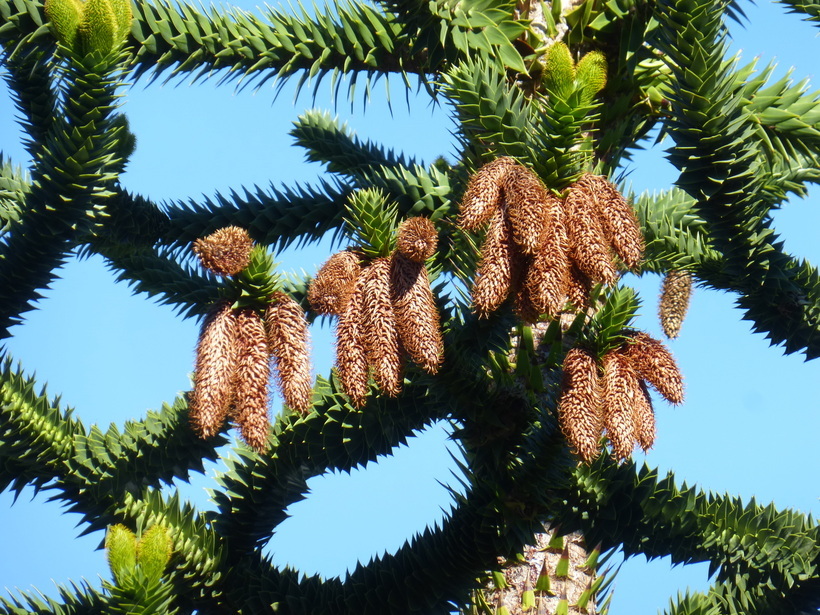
513 264 541 324
361 258 403 396
525 204 570 318
580 174 644 269
622 332 684 404
308 250 361 315
193 226 254 277
602 351 639 461
266 293 313 413
473 207 517 317
106 524 137 586
503 165 552 255
634 380 656 452
233 309 271 452
564 182 617 285
190 300 239 440
565 264 592 311
390 252 443 374
78 0 118 55
336 271 370 407
558 347 602 464
396 217 438 263
44 0 83 49
458 157 517 231
659 270 692 339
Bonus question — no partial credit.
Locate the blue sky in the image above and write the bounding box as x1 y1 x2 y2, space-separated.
1 0 820 612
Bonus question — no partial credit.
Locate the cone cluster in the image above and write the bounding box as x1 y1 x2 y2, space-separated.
459 159 644 321
188 228 313 452
659 269 693 339
308 217 443 408
557 332 683 462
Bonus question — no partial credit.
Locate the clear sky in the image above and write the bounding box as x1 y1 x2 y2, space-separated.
1 0 820 612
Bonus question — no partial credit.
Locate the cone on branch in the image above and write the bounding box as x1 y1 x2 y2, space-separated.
659 269 693 339
564 181 618 285
335 271 370 408
266 292 313 413
601 351 640 461
361 258 403 397
503 165 554 255
558 347 602 464
308 249 362 316
472 207 518 318
458 156 517 231
396 217 438 263
622 332 684 404
193 226 254 277
233 308 272 452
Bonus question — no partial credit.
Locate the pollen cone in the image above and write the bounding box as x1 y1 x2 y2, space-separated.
361 258 403 397
266 292 313 413
581 174 644 269
189 300 239 440
558 347 602 464
634 380 656 452
458 157 516 231
622 332 684 404
193 226 254 277
308 250 361 316
390 252 443 374
336 271 370 408
503 165 553 255
233 308 271 452
525 208 570 319
565 264 592 311
472 207 517 317
601 351 639 461
564 181 617 285
659 270 692 339
396 217 438 263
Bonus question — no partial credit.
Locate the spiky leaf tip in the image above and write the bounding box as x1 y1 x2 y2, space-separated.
344 188 398 259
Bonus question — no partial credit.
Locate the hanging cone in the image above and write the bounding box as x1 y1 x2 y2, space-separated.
390 252 444 374
473 207 519 317
396 217 438 263
266 292 313 413
503 165 554 255
601 351 640 461
335 270 370 408
659 269 692 339
634 379 656 452
189 300 239 440
308 249 362 316
525 210 571 319
233 308 271 452
564 182 617 285
579 174 644 269
558 347 602 464
565 264 593 311
361 258 403 397
458 156 517 231
622 332 684 404
193 226 254 277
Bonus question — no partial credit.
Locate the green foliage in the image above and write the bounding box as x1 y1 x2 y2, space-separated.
3 0 820 610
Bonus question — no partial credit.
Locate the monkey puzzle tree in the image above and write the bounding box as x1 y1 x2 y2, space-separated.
2 0 820 609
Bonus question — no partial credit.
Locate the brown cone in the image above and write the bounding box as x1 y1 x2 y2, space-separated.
361 258 403 397
634 379 656 452
601 351 639 461
335 271 370 408
659 270 692 339
390 252 444 374
581 174 644 269
458 156 517 231
622 332 684 404
564 181 617 285
189 300 239 440
503 165 553 255
565 264 592 311
233 308 271 452
558 347 602 464
472 207 517 318
396 217 438 263
266 292 313 413
308 250 362 316
525 207 571 319
193 226 254 277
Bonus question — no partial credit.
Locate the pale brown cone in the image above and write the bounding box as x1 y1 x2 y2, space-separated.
308 250 362 316
566 264 592 311
361 258 403 397
190 300 239 440
396 217 438 263
390 252 444 374
513 272 541 324
622 332 684 404
601 351 639 461
233 309 271 452
558 347 602 464
581 174 644 269
473 207 517 318
525 210 571 319
266 292 313 413
503 165 555 255
458 157 517 231
336 271 370 408
634 379 656 452
193 226 254 277
564 181 617 285
659 270 693 339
